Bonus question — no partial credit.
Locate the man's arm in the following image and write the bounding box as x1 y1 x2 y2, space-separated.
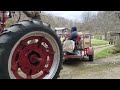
22 11 41 20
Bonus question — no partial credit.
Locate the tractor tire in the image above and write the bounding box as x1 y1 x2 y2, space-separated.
87 47 94 61
89 55 94 61
0 20 63 79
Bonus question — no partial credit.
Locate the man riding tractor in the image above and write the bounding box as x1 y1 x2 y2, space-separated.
69 27 82 49
63 27 82 55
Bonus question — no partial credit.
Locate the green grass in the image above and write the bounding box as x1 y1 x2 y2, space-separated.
91 39 108 46
93 44 110 49
95 47 113 59
95 47 120 60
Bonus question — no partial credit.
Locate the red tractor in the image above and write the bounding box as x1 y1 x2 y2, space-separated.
63 33 94 61
0 11 63 79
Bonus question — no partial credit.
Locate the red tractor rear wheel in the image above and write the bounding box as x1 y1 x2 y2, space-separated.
0 20 63 79
87 47 94 61
88 55 94 61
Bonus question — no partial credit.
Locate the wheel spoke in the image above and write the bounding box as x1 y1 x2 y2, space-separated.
11 61 20 71
19 40 27 49
48 51 55 55
26 69 32 79
43 68 49 74
37 37 45 48
26 75 32 79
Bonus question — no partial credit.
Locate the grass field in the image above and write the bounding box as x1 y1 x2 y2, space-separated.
95 47 113 59
91 39 109 46
95 47 120 60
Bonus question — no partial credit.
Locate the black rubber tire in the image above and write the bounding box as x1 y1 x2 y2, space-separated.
0 20 63 79
89 55 94 61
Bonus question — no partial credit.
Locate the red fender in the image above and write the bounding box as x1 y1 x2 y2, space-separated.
3 16 9 23
87 47 94 55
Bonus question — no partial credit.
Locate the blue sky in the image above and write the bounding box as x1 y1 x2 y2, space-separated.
43 11 99 22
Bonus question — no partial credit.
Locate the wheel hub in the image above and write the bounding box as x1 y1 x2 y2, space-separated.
28 52 41 66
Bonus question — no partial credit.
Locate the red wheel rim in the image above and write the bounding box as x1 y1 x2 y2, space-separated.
11 36 54 79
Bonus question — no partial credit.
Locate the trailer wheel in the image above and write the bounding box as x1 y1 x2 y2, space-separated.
89 55 93 61
87 47 94 61
0 20 63 79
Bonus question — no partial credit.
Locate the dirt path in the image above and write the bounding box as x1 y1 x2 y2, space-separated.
59 44 120 79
